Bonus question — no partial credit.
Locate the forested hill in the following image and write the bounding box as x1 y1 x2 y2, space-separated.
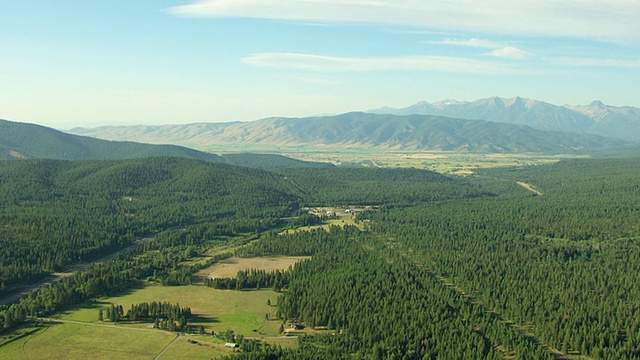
69 112 625 154
0 119 223 161
0 157 302 293
277 167 486 205
0 156 476 296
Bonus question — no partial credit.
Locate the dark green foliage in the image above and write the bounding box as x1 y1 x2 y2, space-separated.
278 167 489 206
234 227 550 359
359 157 640 359
117 302 192 331
205 268 296 291
0 157 299 294
3 153 640 359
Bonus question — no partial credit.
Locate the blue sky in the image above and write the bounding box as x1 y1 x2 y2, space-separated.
1 0 639 129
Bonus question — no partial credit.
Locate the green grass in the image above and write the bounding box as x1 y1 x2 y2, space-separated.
87 286 282 337
156 336 230 359
1 286 284 359
281 212 365 235
0 321 174 360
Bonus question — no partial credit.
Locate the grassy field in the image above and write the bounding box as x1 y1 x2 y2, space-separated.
197 256 311 279
0 286 294 359
4 321 182 360
283 150 577 173
280 207 368 235
208 146 581 173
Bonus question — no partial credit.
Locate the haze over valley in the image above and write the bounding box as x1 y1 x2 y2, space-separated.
67 97 638 155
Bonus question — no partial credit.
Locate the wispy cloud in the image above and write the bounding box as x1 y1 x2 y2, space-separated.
487 47 530 60
169 0 640 43
431 37 530 60
431 38 503 49
242 52 527 75
554 57 640 68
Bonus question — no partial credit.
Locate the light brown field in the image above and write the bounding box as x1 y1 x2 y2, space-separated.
403 153 446 159
198 256 311 279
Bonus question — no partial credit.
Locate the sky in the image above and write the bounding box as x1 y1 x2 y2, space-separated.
1 0 639 129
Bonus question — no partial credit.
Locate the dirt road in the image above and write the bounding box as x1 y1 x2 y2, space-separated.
516 181 543 196
0 236 153 305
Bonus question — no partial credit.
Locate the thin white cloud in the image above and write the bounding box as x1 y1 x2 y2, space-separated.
432 38 503 49
169 0 640 43
242 52 526 74
431 38 531 59
487 47 530 60
554 57 640 68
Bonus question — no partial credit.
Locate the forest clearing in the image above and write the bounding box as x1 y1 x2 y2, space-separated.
198 256 311 280
0 286 287 359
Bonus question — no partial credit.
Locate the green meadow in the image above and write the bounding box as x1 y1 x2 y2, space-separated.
0 286 293 359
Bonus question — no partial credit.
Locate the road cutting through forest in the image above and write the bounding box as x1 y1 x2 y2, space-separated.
517 181 543 196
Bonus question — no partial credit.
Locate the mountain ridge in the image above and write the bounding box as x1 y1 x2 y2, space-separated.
370 97 640 142
69 112 626 154
0 119 333 169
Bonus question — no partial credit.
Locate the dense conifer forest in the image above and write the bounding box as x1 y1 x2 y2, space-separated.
1 155 640 358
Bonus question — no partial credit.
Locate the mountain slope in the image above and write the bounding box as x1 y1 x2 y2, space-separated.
371 97 640 142
70 112 625 154
0 119 333 169
0 119 223 161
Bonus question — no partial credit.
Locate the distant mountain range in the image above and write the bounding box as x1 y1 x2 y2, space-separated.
0 119 332 169
370 97 640 142
70 111 626 154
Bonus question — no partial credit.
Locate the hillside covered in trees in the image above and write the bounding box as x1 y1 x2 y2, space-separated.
1 155 640 359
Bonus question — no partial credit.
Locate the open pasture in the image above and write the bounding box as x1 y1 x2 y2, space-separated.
0 286 291 359
281 207 369 235
210 146 577 173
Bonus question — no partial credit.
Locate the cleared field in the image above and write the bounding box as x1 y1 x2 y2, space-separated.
0 286 289 359
0 321 176 360
198 256 310 279
281 207 368 235
213 148 579 174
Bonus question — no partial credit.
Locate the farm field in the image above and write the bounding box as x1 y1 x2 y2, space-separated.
0 286 291 359
285 150 576 173
197 256 311 280
0 321 184 360
280 207 368 235
209 146 578 173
